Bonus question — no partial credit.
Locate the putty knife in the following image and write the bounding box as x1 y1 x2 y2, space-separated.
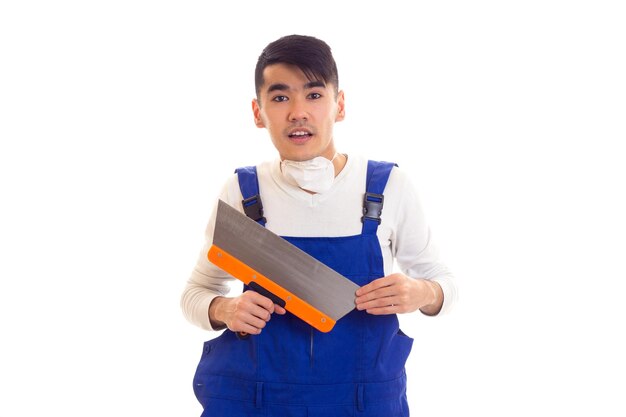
208 200 359 332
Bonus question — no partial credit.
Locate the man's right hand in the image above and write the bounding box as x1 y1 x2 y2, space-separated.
209 292 287 334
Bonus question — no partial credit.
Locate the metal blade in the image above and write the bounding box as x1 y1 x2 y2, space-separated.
213 200 358 321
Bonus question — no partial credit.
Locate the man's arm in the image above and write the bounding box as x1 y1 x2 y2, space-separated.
359 165 457 316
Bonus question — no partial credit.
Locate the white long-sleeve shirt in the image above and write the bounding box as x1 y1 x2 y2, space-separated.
181 154 457 331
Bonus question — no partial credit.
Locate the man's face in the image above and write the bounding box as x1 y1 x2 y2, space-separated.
252 63 345 161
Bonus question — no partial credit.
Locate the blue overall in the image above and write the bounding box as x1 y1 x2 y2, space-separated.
193 161 413 416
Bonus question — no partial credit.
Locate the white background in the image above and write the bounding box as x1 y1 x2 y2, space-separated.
1 1 625 416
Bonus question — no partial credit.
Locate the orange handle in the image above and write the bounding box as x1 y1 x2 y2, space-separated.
208 244 336 333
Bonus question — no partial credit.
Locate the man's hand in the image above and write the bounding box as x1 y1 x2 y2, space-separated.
355 273 443 316
209 292 287 334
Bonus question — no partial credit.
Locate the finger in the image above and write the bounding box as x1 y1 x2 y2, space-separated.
244 291 277 313
360 296 401 315
241 292 282 320
245 303 274 322
232 305 284 335
235 305 270 326
355 280 386 297
235 320 266 335
228 309 268 333
356 296 398 311
355 285 397 305
364 305 398 315
355 275 397 296
274 305 287 315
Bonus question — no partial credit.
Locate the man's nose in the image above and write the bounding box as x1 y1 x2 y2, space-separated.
288 98 308 121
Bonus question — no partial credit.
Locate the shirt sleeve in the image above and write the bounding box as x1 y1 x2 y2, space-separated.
179 175 243 331
389 168 458 315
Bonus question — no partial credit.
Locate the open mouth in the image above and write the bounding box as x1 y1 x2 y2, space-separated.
288 130 313 139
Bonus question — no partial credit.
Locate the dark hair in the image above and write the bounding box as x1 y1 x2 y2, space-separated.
254 34 339 98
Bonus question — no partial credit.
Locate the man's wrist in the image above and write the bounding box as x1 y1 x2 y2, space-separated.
209 296 228 330
420 280 443 316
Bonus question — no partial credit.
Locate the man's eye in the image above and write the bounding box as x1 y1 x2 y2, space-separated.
308 93 322 99
272 96 288 102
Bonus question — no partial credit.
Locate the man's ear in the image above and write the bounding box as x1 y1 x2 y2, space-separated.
252 99 265 128
335 90 346 122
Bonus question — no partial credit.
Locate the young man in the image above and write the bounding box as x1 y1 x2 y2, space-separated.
181 34 456 417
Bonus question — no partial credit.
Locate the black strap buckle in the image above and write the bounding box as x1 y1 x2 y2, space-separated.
242 194 266 223
361 192 384 224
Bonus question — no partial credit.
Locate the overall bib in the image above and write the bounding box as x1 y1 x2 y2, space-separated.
193 161 413 417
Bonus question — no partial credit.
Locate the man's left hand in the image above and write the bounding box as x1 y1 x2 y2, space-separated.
355 273 443 315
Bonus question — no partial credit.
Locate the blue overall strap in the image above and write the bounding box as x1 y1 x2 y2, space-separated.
234 166 266 226
361 160 397 235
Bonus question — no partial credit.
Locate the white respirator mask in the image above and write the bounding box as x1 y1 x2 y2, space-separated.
280 154 338 193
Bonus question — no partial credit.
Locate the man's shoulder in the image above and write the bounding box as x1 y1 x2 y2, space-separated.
231 159 275 171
